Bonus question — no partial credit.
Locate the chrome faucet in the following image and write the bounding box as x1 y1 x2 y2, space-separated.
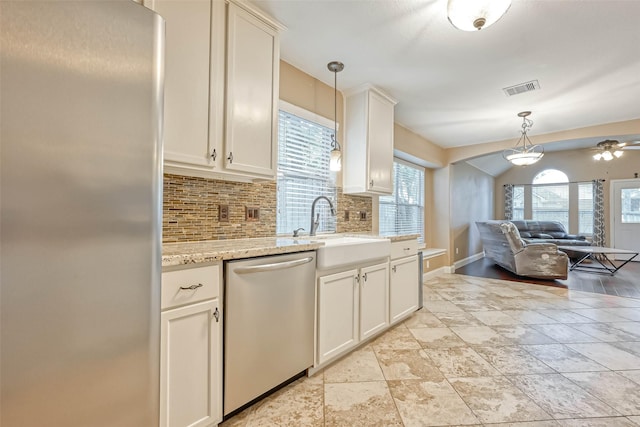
309 196 336 236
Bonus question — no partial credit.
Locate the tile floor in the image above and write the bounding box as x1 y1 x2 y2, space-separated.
221 274 640 426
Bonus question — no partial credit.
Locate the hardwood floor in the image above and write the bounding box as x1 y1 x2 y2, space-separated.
456 257 640 299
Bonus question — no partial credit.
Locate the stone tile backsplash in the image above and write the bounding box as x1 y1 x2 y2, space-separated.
163 174 372 243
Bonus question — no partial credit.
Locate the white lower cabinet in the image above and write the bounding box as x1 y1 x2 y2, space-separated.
390 254 419 325
317 269 359 365
359 263 390 340
316 261 389 366
161 264 222 427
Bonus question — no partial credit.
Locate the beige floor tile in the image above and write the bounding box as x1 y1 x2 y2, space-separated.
451 325 515 346
544 299 593 310
492 325 557 345
608 322 640 339
507 374 620 419
470 310 522 326
522 344 607 372
569 297 640 309
618 370 640 385
562 371 640 415
535 309 594 323
220 374 323 427
557 418 638 426
501 310 557 325
403 309 446 328
388 379 480 426
423 347 501 378
571 309 630 322
516 299 563 310
324 381 403 427
433 311 485 327
474 346 554 375
324 346 385 383
567 343 640 370
409 327 468 348
374 348 444 381
422 300 465 313
450 376 552 424
604 308 640 322
531 324 599 343
571 323 640 342
370 324 422 351
483 421 560 426
452 298 507 312
628 416 640 425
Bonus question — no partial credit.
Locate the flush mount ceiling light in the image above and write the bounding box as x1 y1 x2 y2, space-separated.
447 0 512 31
327 61 344 172
503 111 544 166
593 139 625 161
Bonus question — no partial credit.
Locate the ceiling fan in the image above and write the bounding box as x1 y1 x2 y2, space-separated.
591 139 640 161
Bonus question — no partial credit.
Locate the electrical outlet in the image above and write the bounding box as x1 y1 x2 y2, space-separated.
245 207 260 221
426 260 430 269
359 211 367 221
455 247 459 255
218 205 229 222
344 210 350 221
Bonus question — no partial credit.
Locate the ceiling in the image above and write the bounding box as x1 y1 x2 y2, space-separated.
252 0 640 155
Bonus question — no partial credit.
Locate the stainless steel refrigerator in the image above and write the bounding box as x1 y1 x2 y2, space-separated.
0 1 164 426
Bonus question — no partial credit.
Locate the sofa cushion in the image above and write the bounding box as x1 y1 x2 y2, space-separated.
531 233 554 239
519 231 532 238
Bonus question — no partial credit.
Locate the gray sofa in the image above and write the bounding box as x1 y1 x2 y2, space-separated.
510 220 590 247
476 220 569 280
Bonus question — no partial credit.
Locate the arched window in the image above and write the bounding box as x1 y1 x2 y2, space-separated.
531 169 569 230
533 169 569 184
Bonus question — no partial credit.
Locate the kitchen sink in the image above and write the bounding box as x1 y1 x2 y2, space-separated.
312 236 391 269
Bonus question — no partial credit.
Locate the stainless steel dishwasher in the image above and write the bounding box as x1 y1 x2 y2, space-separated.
224 251 316 416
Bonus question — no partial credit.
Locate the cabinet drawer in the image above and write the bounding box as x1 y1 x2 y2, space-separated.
390 240 418 260
162 264 220 310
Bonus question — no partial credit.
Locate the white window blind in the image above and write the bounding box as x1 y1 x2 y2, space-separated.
379 159 425 242
276 109 336 235
578 182 593 235
513 185 525 220
532 184 569 230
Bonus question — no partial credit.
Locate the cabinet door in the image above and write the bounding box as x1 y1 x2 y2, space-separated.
390 255 419 324
225 3 279 177
367 90 394 193
146 0 225 169
359 262 390 340
317 269 359 365
160 299 222 427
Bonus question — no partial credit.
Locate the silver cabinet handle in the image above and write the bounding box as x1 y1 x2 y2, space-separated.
392 265 397 273
211 148 217 161
233 257 313 274
363 272 368 281
213 307 220 323
179 283 203 291
370 179 374 187
227 152 233 163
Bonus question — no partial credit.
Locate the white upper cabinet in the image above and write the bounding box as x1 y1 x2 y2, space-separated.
343 85 397 195
225 1 279 178
146 0 225 174
147 0 280 181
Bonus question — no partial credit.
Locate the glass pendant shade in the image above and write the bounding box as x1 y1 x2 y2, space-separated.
593 140 625 161
503 111 544 166
330 147 342 171
447 0 512 31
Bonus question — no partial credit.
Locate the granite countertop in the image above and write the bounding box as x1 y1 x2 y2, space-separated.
162 233 420 267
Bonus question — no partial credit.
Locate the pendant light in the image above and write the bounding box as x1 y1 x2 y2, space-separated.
503 111 544 166
327 61 344 172
447 0 512 31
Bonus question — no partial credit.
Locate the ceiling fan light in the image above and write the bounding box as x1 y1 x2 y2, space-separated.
602 150 613 161
614 150 624 158
593 153 602 161
447 0 512 31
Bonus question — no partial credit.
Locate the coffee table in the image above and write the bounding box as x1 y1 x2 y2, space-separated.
557 246 639 276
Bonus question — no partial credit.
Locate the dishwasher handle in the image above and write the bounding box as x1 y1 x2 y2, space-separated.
233 256 314 274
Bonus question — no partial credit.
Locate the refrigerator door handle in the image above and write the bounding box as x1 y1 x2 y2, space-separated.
233 257 314 274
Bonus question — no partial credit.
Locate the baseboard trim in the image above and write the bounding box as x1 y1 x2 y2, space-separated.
453 251 485 271
423 266 449 281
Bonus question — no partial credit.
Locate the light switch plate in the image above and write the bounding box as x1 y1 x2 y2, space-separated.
219 205 229 222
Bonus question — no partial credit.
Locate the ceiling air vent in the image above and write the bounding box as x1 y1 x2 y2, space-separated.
503 80 540 96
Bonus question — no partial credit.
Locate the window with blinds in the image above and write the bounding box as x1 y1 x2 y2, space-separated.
276 109 336 235
513 185 525 220
532 184 569 230
578 183 594 235
379 159 425 242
